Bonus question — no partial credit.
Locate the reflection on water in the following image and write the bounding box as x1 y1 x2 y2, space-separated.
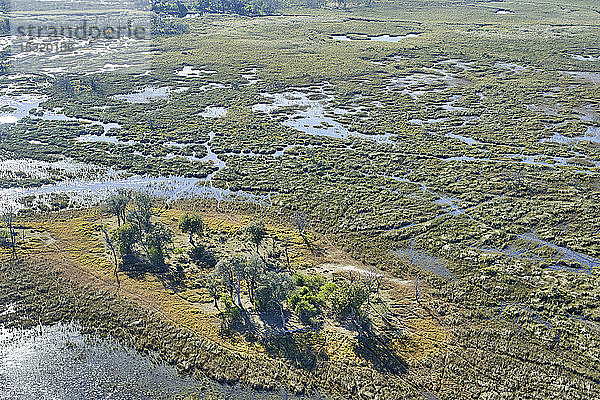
112 87 171 103
330 33 420 42
0 323 196 400
176 66 218 77
252 89 391 143
0 323 319 400
0 94 44 123
569 54 600 61
199 106 228 118
0 173 273 213
563 71 600 85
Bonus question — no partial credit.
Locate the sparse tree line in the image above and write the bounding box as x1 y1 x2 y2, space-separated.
102 191 384 336
300 0 373 9
150 0 373 18
151 0 280 17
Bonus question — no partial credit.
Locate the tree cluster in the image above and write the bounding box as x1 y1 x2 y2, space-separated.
204 219 377 335
104 190 173 270
151 0 280 17
101 198 381 336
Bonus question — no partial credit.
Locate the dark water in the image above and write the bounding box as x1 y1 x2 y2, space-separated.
0 322 322 400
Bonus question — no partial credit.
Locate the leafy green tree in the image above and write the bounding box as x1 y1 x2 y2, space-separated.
244 254 265 303
179 213 203 246
246 220 266 253
255 271 294 329
328 282 370 336
111 191 172 269
145 223 173 267
114 222 138 257
105 190 130 227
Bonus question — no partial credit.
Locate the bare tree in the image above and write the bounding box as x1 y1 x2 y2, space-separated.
415 278 421 305
291 212 310 236
364 266 383 294
100 225 120 289
243 254 265 303
215 258 246 309
206 270 222 310
1 207 18 259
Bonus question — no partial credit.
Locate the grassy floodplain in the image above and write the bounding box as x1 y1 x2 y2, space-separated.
1 0 600 399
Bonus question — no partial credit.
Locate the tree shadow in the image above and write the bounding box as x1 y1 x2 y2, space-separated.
154 270 187 293
353 334 409 375
301 235 326 258
120 255 183 290
261 332 327 371
219 308 257 336
256 309 287 332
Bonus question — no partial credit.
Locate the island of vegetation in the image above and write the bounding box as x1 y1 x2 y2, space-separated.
1 0 599 399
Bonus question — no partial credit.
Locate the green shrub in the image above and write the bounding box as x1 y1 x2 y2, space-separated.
115 222 138 256
189 245 217 267
148 246 165 267
220 294 242 326
288 273 328 324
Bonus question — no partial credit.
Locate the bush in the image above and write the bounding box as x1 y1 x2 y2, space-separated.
317 281 337 303
115 222 138 256
295 299 319 323
327 282 370 334
293 272 324 293
329 282 369 320
288 286 321 323
288 273 328 324
220 294 242 327
189 245 217 267
148 246 165 267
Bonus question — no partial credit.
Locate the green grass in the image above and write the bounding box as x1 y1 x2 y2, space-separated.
2 0 600 398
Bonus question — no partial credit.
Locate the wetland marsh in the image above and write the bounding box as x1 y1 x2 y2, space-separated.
1 0 600 399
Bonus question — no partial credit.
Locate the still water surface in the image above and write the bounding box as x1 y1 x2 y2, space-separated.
0 322 322 400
